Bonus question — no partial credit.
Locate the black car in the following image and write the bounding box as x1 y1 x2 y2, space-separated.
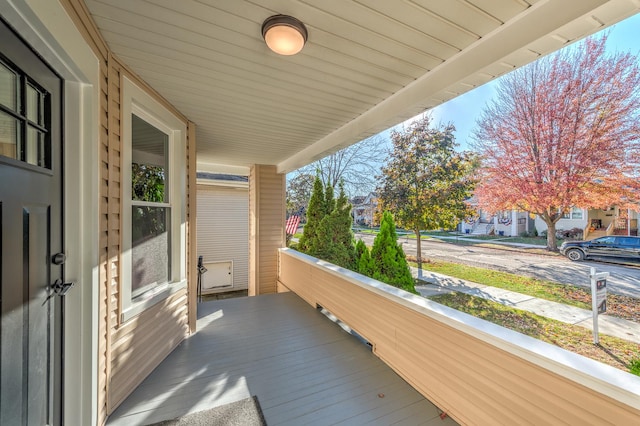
559 236 640 261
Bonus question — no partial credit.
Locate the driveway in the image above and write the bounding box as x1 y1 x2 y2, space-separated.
354 233 640 298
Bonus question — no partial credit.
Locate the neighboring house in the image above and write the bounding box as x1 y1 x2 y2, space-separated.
1 2 638 426
462 195 532 237
464 204 639 240
196 173 249 295
535 207 639 239
462 208 532 237
351 192 378 226
350 195 366 224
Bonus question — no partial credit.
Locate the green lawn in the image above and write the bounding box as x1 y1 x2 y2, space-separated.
355 228 552 246
431 293 639 373
420 232 552 246
457 235 549 245
415 260 589 308
414 259 640 322
355 229 378 235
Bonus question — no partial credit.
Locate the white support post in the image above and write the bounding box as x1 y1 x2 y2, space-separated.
590 267 609 345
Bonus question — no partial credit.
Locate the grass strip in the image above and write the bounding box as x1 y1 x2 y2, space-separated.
416 260 591 309
430 292 639 373
414 259 640 322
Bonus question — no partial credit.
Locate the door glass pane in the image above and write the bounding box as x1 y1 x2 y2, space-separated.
0 110 20 160
26 126 47 167
0 62 18 111
26 83 43 125
131 206 170 298
132 115 168 202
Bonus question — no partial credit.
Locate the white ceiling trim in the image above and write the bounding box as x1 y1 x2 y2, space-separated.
277 0 609 173
82 0 639 173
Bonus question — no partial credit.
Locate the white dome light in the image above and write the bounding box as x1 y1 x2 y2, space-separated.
262 15 308 56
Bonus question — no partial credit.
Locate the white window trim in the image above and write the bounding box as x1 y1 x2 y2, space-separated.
121 77 187 323
571 207 584 220
562 207 584 220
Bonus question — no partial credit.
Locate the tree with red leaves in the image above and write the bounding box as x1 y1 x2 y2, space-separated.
473 35 640 251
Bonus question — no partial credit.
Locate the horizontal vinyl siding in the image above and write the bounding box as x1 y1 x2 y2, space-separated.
97 57 110 424
249 169 257 295
197 185 248 291
187 123 197 332
105 58 192 416
109 290 189 409
61 1 195 423
278 249 640 425
259 169 284 294
106 59 122 419
249 166 285 295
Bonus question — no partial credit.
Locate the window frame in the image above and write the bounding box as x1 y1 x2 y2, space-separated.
562 207 583 220
121 77 187 323
571 207 583 220
0 56 51 169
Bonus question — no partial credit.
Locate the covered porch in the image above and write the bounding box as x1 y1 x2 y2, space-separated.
107 291 452 425
107 249 640 424
3 1 640 425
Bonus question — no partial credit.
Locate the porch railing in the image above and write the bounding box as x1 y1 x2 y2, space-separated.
277 248 640 424
613 218 629 235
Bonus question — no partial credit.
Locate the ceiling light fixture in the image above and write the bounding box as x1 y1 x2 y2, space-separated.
262 15 308 56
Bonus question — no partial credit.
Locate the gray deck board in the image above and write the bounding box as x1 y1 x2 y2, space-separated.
106 292 457 425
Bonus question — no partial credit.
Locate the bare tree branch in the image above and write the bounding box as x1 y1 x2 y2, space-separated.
289 135 387 198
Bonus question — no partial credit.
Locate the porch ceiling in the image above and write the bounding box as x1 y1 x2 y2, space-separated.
84 0 639 174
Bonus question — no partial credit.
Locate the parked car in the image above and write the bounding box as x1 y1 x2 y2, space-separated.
559 236 640 261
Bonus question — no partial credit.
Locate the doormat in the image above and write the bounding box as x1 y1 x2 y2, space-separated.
146 396 267 426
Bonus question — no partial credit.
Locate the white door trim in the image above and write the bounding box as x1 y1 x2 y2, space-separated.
0 1 102 425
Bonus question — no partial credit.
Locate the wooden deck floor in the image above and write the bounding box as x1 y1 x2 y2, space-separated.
106 292 457 425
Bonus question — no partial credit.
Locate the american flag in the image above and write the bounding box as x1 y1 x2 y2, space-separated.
285 215 301 235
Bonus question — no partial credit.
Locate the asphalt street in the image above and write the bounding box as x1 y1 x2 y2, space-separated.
355 233 640 298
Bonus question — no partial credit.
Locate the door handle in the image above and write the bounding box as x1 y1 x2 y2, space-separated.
52 279 75 296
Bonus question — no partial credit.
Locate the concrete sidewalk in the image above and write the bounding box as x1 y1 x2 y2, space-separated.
412 267 640 344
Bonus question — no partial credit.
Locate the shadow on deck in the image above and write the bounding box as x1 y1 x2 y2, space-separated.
106 292 456 425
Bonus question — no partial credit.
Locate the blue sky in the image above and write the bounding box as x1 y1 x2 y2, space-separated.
424 13 640 152
291 13 640 194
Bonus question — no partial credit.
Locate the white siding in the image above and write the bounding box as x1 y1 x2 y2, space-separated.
197 184 249 291
535 210 588 234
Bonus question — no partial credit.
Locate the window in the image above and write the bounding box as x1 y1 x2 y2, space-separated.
0 58 50 168
131 115 170 298
618 237 640 246
562 207 583 220
121 77 187 322
596 236 615 244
